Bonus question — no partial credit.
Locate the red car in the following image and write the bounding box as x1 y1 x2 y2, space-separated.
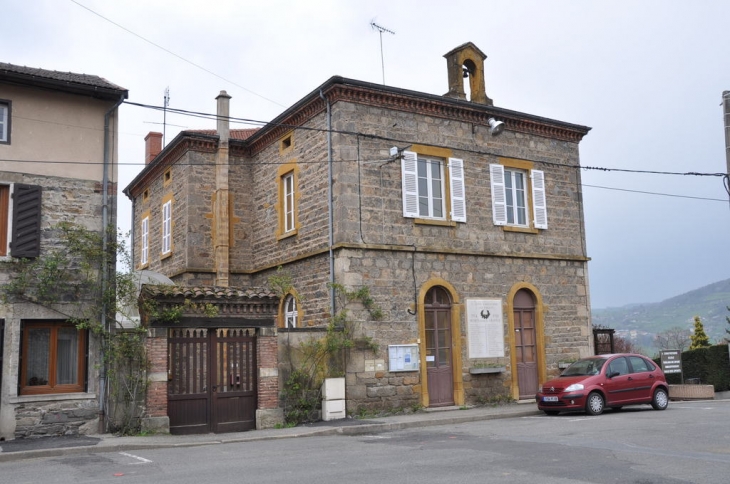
536 353 669 415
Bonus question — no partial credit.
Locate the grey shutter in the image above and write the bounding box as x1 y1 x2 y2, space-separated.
489 164 507 225
531 169 548 229
448 157 466 222
10 184 42 258
401 150 419 218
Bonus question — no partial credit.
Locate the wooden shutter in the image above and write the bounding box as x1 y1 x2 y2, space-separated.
448 158 466 222
531 169 548 229
489 164 507 226
10 184 42 258
401 150 419 218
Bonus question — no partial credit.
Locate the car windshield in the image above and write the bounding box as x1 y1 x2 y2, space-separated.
561 358 607 376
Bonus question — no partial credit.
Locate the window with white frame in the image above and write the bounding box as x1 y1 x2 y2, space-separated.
490 163 547 229
0 101 10 144
401 151 466 222
162 200 172 254
283 172 295 233
284 295 298 328
140 216 149 265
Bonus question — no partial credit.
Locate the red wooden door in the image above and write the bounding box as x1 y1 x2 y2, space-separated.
425 287 454 407
514 290 538 399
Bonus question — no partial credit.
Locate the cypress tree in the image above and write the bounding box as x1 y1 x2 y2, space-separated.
690 315 711 350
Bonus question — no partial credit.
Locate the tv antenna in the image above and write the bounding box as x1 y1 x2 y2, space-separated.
163 87 170 146
370 20 395 85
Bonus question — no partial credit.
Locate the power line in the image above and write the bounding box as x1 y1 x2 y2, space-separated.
69 0 286 108
582 184 727 202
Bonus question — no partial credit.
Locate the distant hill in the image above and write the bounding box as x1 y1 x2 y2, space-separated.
592 279 730 345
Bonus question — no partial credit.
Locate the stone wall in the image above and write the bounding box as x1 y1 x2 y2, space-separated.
13 398 99 438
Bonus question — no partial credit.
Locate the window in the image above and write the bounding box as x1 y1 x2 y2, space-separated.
607 357 629 377
284 295 298 328
401 150 466 223
283 172 295 233
0 100 10 144
21 321 87 395
490 162 547 230
140 216 149 266
162 200 172 255
277 163 298 239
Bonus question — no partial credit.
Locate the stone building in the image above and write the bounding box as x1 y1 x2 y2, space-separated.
0 63 127 439
124 42 592 432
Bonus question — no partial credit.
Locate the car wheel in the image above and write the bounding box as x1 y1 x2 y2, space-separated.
651 388 669 410
585 392 604 415
544 410 560 416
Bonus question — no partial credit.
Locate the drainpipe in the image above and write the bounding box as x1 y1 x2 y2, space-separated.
99 94 125 431
319 90 336 313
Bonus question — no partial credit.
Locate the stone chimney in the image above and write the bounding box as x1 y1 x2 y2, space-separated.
216 90 231 143
144 132 163 164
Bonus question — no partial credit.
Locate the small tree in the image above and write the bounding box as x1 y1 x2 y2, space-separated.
655 326 691 352
690 315 711 350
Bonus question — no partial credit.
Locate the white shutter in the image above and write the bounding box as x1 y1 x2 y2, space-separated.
489 164 507 225
448 157 466 222
401 150 419 218
531 169 548 229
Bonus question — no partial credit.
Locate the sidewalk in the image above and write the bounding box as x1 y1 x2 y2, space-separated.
0 401 540 462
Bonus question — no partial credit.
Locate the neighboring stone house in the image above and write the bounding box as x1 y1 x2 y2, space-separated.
124 42 592 433
0 63 127 439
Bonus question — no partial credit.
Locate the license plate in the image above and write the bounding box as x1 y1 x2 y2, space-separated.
543 396 558 402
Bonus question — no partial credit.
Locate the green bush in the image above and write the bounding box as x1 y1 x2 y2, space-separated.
659 344 730 391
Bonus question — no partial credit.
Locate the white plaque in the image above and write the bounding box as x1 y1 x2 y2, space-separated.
466 298 505 358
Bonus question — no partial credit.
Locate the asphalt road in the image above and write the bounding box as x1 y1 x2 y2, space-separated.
2 401 729 483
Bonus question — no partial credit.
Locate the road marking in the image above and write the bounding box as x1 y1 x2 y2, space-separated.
119 452 153 464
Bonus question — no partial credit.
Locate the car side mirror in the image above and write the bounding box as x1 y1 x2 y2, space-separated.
607 371 619 379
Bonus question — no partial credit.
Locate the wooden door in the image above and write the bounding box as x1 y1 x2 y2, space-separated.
168 328 257 435
514 290 538 399
425 287 454 407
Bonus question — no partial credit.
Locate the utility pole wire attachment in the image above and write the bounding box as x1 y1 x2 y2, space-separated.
371 20 395 85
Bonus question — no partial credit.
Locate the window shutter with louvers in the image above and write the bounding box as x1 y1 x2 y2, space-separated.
401 150 419 218
10 184 42 258
489 164 507 225
531 169 548 229
448 157 466 222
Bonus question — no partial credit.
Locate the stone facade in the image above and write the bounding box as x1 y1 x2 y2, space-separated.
0 64 126 440
125 44 592 425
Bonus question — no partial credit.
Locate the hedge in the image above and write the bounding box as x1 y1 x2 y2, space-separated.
656 344 730 391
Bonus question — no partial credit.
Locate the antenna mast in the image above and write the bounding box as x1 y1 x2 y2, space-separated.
163 87 170 146
370 21 395 85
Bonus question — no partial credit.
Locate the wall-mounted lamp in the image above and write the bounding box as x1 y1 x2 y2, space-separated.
488 117 505 136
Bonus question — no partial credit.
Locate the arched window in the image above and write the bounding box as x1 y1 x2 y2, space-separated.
284 295 298 328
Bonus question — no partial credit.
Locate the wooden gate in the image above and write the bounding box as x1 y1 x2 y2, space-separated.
168 328 257 435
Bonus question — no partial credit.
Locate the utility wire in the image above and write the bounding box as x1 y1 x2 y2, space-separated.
581 184 727 202
69 0 286 108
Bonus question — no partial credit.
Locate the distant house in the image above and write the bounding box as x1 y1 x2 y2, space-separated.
124 42 592 433
0 63 127 439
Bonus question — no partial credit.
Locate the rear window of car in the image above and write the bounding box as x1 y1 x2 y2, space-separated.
629 356 654 373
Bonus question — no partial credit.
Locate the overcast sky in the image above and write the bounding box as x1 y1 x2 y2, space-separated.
3 0 729 309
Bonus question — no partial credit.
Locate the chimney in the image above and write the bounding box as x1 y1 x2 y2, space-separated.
144 132 163 164
216 90 231 143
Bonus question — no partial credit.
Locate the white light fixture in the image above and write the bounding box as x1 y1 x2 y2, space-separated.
488 117 505 136
389 146 399 157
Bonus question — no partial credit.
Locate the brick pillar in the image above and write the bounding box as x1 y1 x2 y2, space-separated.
142 328 170 432
255 327 283 429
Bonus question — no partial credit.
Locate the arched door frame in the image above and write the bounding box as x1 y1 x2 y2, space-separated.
418 278 464 407
506 283 546 401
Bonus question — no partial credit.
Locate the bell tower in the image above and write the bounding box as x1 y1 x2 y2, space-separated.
444 42 493 106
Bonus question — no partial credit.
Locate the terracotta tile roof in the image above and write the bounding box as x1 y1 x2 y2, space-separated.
189 128 260 140
0 62 127 92
140 284 277 300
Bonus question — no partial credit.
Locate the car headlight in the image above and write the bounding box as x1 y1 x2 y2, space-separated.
565 383 584 392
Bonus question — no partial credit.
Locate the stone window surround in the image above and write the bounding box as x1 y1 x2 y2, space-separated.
492 157 543 234
276 161 299 240
403 144 461 227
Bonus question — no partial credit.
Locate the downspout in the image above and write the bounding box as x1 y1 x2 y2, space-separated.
319 90 336 313
99 94 125 431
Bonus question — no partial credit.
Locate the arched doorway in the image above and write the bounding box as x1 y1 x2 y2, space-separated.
513 289 538 399
424 286 454 407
